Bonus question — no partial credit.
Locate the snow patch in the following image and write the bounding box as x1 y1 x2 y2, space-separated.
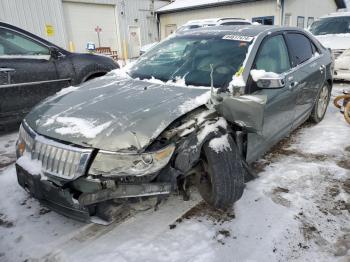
54 117 112 138
55 85 80 97
250 69 279 82
209 134 231 153
197 117 227 143
178 91 211 114
16 154 42 176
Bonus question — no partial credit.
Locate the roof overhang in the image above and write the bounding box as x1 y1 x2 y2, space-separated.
156 0 260 14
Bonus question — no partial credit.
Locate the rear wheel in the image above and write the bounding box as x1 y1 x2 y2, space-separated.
309 82 331 123
196 135 245 210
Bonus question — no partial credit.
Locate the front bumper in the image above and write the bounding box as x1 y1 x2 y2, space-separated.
16 162 172 223
16 164 91 222
334 57 350 81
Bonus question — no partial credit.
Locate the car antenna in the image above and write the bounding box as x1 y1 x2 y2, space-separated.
210 64 214 97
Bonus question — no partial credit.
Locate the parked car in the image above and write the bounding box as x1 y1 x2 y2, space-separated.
0 22 119 132
309 12 350 81
176 18 252 32
16 25 333 223
139 18 252 56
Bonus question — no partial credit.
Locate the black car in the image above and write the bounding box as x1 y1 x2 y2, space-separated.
0 22 118 132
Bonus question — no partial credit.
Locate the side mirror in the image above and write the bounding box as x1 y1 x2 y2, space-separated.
251 70 285 89
49 46 62 60
256 76 285 89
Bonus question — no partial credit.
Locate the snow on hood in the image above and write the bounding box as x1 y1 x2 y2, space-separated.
315 34 350 50
25 75 210 152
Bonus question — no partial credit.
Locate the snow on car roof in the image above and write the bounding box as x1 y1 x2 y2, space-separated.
177 25 280 37
156 0 254 14
320 11 350 18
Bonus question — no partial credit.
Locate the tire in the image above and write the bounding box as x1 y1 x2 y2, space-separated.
196 135 245 210
309 82 331 123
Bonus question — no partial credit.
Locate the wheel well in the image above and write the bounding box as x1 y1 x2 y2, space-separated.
84 71 107 82
327 78 332 89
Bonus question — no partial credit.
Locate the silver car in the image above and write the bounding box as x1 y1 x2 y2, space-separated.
16 26 333 223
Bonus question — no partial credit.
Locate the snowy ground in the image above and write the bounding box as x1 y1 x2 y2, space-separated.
0 83 349 262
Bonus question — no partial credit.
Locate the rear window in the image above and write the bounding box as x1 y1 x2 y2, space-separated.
309 16 350 35
285 33 313 66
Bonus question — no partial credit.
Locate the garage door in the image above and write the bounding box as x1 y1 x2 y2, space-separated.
63 2 119 53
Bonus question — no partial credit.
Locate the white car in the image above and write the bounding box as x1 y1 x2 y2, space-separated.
176 17 252 32
140 18 252 56
309 12 350 81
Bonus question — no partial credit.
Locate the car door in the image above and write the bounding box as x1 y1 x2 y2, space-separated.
284 32 325 128
245 33 298 162
0 25 70 128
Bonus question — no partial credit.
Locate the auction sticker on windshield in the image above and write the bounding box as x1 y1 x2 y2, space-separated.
222 35 254 42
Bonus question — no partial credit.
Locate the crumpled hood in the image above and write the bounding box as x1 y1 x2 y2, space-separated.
25 74 210 152
315 34 350 50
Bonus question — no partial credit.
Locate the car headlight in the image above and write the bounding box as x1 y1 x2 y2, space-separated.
17 123 35 157
89 144 175 177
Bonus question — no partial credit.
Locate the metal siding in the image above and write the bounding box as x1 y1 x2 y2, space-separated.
63 2 119 53
0 0 68 48
63 0 118 4
116 0 168 58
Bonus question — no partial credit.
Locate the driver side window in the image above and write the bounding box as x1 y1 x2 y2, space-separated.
255 34 291 74
0 27 49 56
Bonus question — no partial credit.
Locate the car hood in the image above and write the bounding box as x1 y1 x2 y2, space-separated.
315 34 350 50
25 74 211 152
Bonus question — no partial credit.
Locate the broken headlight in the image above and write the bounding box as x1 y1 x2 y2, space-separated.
89 144 175 177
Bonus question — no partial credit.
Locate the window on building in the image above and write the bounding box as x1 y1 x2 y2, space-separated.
255 35 291 74
285 33 313 66
252 16 274 25
284 14 292 26
307 17 314 28
297 16 305 28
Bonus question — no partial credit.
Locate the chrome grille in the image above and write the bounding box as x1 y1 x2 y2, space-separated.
19 123 92 180
332 49 345 59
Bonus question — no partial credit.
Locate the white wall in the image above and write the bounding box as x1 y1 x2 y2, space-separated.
158 0 279 39
0 0 68 48
284 0 338 28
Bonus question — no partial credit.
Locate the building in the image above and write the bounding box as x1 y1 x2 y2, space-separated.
156 0 347 39
0 0 169 58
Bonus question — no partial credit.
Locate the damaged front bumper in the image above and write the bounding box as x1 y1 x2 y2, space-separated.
15 122 174 223
16 163 172 222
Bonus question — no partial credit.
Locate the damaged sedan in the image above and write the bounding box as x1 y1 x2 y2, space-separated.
15 26 333 223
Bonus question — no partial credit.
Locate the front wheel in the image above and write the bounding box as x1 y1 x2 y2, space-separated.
309 82 331 123
196 135 245 210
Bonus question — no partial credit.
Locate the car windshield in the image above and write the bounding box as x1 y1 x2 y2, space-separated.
309 16 350 35
129 35 252 88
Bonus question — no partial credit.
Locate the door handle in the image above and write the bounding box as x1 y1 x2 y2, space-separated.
319 65 325 74
289 81 298 89
0 68 15 84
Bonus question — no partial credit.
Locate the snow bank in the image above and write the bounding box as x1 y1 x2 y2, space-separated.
250 69 279 82
209 134 231 153
54 117 112 138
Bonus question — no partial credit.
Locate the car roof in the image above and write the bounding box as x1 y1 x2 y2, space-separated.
183 17 249 26
319 11 350 18
176 25 302 37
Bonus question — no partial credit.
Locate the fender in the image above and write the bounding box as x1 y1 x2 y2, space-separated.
173 117 229 173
